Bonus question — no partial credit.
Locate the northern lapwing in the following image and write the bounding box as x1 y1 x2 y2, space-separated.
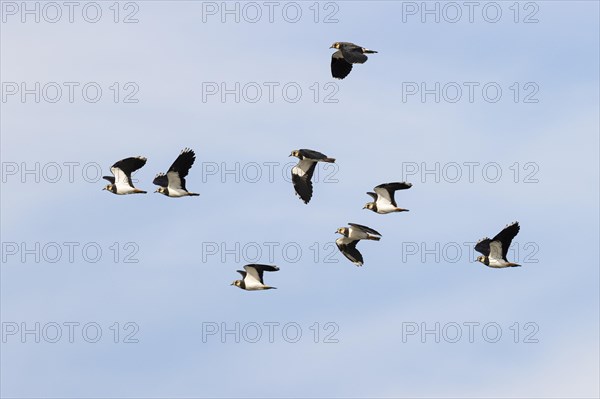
475 222 521 268
153 148 199 197
330 42 378 79
335 223 382 266
102 156 147 195
231 264 279 290
290 149 335 204
364 182 412 214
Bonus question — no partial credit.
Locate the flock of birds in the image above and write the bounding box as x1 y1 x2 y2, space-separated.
102 42 523 290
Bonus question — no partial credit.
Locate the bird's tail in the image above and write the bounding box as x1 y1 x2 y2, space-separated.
395 208 409 212
366 234 381 241
323 157 336 163
188 192 200 197
508 262 521 267
134 189 147 194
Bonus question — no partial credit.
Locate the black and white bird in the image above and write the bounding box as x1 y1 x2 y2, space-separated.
330 42 378 79
153 148 199 197
364 182 412 214
335 223 382 266
102 156 147 195
289 149 336 204
475 222 521 268
231 264 279 290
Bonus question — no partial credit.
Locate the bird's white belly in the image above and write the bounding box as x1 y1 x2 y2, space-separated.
244 280 264 290
377 203 397 213
488 258 510 268
168 188 188 197
115 184 136 195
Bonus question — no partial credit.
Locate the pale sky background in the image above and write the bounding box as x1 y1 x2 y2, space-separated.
1 1 599 398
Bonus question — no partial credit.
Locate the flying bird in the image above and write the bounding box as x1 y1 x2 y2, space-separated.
290 149 336 204
364 182 412 214
102 156 147 195
335 223 382 266
231 264 279 290
153 148 199 197
330 42 378 79
475 222 521 268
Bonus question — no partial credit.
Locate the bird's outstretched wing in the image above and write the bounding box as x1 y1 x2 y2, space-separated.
374 182 412 206
492 222 520 261
292 160 317 203
244 264 279 284
341 46 369 64
475 238 491 256
166 148 196 190
331 51 353 79
111 156 147 188
152 173 168 187
336 237 363 266
298 149 332 161
348 223 382 237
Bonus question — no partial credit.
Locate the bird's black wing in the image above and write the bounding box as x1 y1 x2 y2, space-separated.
366 192 378 201
112 156 147 175
169 148 196 178
336 239 364 266
102 176 115 184
165 148 196 191
331 51 353 79
342 46 369 64
152 173 168 187
375 182 412 192
348 223 382 237
236 270 247 279
292 160 317 204
298 149 328 160
474 238 492 256
247 264 279 273
492 222 520 261
374 182 412 206
111 156 147 187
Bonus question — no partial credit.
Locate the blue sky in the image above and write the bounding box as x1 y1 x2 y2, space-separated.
1 1 599 397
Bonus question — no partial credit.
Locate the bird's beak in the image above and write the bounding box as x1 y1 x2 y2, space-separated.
362 205 367 209
154 189 159 193
329 45 334 49
102 187 106 191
